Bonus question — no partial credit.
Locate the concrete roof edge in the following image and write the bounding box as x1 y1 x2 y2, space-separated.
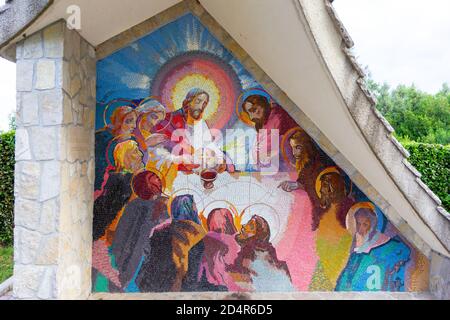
305 0 450 254
0 0 54 62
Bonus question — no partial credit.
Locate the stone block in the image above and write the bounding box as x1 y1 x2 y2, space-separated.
87 159 95 186
62 60 71 94
20 92 39 126
23 32 43 59
36 235 59 265
43 23 64 58
69 57 79 78
64 28 81 61
16 41 23 60
80 162 88 177
88 77 96 102
430 251 450 300
14 198 41 230
15 162 41 200
37 267 56 300
87 45 96 59
40 199 59 235
59 270 83 299
40 161 61 201
35 60 56 90
82 107 95 129
15 128 32 161
30 127 58 161
15 93 23 127
64 29 73 60
39 89 63 125
16 60 34 92
16 228 42 264
13 265 45 299
66 126 93 162
69 75 82 98
63 93 73 125
80 39 89 60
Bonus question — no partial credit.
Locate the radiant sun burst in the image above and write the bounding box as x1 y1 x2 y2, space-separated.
170 74 221 121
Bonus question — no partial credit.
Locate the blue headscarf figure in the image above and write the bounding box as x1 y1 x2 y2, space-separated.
171 194 200 224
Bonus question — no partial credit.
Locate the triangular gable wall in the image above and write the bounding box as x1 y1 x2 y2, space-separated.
93 0 430 293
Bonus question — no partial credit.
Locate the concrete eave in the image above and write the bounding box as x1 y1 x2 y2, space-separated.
0 0 54 62
299 0 450 252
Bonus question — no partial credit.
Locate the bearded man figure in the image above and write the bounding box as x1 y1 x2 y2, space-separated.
310 168 355 291
228 215 294 292
278 130 332 222
164 88 233 173
242 94 297 173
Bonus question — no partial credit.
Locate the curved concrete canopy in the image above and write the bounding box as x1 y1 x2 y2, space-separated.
0 0 180 55
0 0 53 59
1 0 448 257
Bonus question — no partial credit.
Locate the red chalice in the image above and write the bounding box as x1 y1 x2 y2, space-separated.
200 169 218 190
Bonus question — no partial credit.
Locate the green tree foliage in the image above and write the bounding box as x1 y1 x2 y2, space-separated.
367 78 449 211
405 143 449 211
0 131 15 246
367 80 450 145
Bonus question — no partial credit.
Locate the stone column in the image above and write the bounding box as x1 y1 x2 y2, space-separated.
430 251 450 299
13 20 96 299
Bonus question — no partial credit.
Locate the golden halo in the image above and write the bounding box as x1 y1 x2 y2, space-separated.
170 74 221 121
235 91 255 127
103 99 138 127
130 167 167 198
201 200 239 219
345 202 376 235
315 166 341 199
235 88 274 127
137 96 174 134
280 127 305 169
200 200 239 233
239 202 281 242
137 96 163 109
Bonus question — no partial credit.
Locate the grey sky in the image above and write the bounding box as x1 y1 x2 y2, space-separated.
0 59 15 131
334 0 450 92
1 0 450 130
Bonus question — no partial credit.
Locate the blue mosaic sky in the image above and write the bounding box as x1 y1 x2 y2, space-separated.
96 13 259 105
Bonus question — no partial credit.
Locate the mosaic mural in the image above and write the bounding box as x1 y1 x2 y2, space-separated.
93 13 429 293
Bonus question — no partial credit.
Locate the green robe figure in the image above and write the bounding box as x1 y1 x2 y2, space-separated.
336 206 411 292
